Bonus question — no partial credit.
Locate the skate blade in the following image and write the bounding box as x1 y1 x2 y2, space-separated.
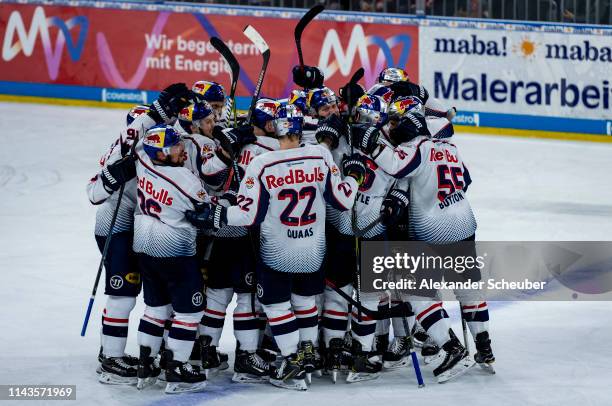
188 359 203 367
164 381 207 394
157 371 167 383
98 372 137 385
95 365 103 375
306 373 312 385
346 371 380 383
136 377 158 390
477 362 496 374
436 357 476 383
232 372 269 384
269 378 308 391
383 357 411 370
331 370 338 384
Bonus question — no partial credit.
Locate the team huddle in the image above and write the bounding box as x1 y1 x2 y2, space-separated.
87 64 495 394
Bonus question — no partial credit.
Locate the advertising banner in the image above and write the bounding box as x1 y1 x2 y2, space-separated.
419 21 612 134
0 2 418 105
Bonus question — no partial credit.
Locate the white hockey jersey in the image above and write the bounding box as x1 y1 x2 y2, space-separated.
327 137 396 238
132 143 209 257
86 114 156 236
373 136 476 243
227 144 359 273
214 136 280 239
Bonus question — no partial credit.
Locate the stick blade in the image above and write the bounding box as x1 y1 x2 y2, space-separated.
243 25 269 54
295 4 325 39
350 67 365 84
210 36 240 81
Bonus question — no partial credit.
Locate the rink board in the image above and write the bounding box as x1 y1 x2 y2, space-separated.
0 0 611 139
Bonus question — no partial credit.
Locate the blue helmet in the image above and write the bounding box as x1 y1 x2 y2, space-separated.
143 125 181 160
178 101 214 133
274 104 304 138
192 80 225 103
126 105 150 126
378 67 410 84
307 87 337 115
252 98 282 131
287 89 308 115
354 94 388 129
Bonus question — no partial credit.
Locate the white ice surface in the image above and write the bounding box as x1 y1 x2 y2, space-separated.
0 102 611 406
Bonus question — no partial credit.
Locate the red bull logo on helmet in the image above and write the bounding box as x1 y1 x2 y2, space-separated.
144 131 164 148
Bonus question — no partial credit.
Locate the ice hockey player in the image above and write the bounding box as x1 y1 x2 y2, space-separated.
197 99 283 382
192 80 226 123
87 82 192 385
133 124 211 394
352 111 494 382
317 93 412 382
185 104 366 391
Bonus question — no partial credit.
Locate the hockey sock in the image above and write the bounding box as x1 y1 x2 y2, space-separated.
350 292 379 352
262 301 299 357
291 293 318 345
233 293 261 352
168 312 203 362
460 301 490 337
200 288 233 346
322 284 351 346
101 295 136 357
138 304 173 356
412 300 451 347
375 295 390 337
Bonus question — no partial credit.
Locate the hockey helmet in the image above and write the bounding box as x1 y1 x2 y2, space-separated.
143 125 182 160
126 105 150 126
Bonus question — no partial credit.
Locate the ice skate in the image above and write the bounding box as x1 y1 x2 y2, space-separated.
269 352 307 391
346 340 382 383
232 345 272 383
136 346 160 390
98 354 138 385
164 351 207 394
383 336 411 370
474 331 496 374
434 336 475 383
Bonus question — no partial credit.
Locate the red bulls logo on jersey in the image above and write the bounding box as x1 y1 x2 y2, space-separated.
138 176 173 205
265 167 324 189
430 148 458 163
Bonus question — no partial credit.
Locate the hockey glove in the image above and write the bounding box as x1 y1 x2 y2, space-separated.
380 188 410 227
350 124 380 155
292 65 325 89
341 153 366 186
213 125 256 158
389 81 429 104
148 83 192 124
389 113 430 145
315 114 348 149
218 190 238 207
100 155 137 193
339 81 365 109
185 203 228 231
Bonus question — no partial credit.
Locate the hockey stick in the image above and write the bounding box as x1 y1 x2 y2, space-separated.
210 37 240 129
243 25 270 127
324 279 412 320
294 4 325 70
389 277 425 388
346 67 365 322
81 133 140 337
210 36 243 191
241 25 270 315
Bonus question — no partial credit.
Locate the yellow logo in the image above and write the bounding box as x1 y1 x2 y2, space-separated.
513 37 538 60
125 272 141 284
